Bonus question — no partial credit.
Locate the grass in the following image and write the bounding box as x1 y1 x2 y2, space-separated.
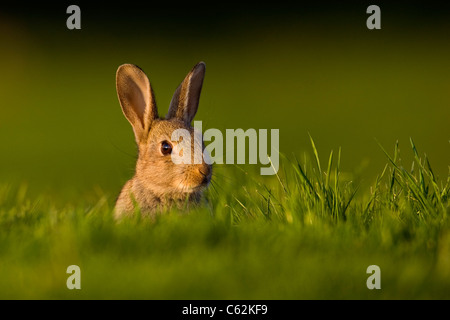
0 138 448 299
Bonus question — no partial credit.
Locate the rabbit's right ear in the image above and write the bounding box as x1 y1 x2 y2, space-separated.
116 64 158 144
167 62 205 125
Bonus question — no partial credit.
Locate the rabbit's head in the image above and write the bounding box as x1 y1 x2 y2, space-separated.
116 62 212 201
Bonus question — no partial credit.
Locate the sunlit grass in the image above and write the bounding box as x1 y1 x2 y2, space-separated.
0 139 448 299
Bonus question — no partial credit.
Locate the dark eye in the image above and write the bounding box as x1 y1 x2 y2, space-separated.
161 141 173 155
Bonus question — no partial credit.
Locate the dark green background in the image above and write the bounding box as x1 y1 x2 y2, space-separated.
1 2 449 198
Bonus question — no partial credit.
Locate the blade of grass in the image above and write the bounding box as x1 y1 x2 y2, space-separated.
410 138 426 195
293 154 320 201
334 147 341 216
325 150 333 191
308 133 323 184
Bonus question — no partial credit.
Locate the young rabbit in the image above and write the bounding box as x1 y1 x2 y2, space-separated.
114 62 212 218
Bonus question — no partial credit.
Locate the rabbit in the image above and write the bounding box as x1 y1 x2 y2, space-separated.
114 62 212 218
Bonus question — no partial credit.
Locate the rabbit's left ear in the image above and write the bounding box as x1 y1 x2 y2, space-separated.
167 62 205 124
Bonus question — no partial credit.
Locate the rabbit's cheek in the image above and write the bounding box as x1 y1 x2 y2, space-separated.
168 167 201 193
171 176 191 192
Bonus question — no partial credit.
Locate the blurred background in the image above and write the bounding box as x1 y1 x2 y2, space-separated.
0 1 449 200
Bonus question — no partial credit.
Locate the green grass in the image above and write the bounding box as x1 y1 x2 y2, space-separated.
1 139 448 299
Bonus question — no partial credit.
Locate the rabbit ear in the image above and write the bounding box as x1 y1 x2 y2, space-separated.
167 62 205 124
116 64 158 143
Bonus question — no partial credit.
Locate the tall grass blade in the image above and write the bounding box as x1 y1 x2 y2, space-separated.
293 155 320 201
410 138 426 195
326 150 333 190
308 134 323 184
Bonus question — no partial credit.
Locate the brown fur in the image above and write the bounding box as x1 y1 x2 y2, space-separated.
114 62 211 218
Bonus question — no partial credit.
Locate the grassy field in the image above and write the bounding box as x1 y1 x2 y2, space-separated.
0 138 448 299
